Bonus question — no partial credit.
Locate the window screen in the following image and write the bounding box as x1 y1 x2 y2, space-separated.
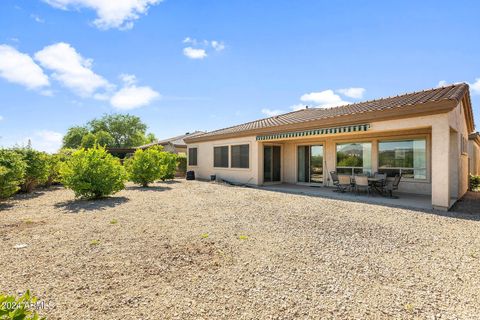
214 146 229 168
231 144 249 168
188 147 197 166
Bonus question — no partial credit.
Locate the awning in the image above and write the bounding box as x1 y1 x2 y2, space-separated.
256 124 370 141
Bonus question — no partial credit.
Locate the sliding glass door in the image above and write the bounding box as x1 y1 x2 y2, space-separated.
297 145 323 184
264 146 281 183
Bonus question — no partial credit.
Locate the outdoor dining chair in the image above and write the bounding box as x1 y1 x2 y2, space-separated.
385 174 402 198
354 175 371 195
330 171 350 193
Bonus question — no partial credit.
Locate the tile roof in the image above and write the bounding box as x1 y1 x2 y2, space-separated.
188 83 470 141
138 131 205 149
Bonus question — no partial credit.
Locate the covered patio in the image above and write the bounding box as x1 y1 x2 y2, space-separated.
258 183 432 211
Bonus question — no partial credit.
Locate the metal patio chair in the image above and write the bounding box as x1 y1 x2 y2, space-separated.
354 175 371 195
385 174 402 198
330 171 350 193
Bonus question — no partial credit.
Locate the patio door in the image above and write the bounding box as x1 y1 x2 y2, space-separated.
297 145 323 184
264 146 281 183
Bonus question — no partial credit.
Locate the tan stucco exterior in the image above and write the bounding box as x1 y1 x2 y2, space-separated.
469 137 480 175
188 101 474 211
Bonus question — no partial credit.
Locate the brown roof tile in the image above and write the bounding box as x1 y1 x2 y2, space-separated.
188 83 470 142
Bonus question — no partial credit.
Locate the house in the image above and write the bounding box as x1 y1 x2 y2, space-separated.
185 83 477 211
137 131 205 155
469 132 480 175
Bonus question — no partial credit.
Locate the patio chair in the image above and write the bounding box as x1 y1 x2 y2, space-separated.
385 174 402 198
330 171 350 193
373 172 387 193
354 175 371 195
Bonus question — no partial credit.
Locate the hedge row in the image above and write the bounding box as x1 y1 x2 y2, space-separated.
0 145 179 201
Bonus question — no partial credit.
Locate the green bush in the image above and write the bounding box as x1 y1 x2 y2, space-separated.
0 149 26 199
45 154 62 187
125 147 164 187
15 148 49 193
177 154 187 175
60 145 126 199
470 174 480 191
0 290 46 320
159 152 178 181
80 133 96 149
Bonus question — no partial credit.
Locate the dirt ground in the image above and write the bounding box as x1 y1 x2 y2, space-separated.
1 180 479 319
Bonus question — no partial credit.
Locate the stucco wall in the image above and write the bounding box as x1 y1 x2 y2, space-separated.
187 136 261 185
469 141 480 175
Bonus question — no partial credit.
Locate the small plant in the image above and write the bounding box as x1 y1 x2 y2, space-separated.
90 239 100 246
0 149 26 199
238 235 249 240
45 154 61 187
404 303 414 313
200 233 209 239
0 290 46 320
110 219 118 225
60 145 126 199
469 174 480 191
177 154 187 175
125 147 164 187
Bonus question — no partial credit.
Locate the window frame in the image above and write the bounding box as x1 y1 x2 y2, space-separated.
188 147 198 166
213 145 229 168
335 141 372 176
377 138 428 180
230 144 250 169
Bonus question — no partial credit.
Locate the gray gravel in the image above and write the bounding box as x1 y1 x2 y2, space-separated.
1 180 479 319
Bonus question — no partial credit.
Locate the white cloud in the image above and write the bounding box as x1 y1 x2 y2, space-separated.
110 76 160 110
290 104 306 111
42 0 161 30
30 14 45 23
261 108 284 117
34 42 111 97
437 80 448 87
469 79 480 94
183 47 207 59
336 87 365 99
300 90 350 108
32 130 63 153
0 45 50 90
211 40 225 52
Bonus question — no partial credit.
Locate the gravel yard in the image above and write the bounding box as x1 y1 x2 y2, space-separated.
1 180 479 319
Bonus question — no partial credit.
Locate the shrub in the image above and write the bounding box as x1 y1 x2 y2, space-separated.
0 290 46 320
0 149 26 199
60 145 126 199
45 154 62 187
15 148 49 193
159 152 178 181
470 174 480 191
125 147 164 187
177 154 187 175
80 133 96 149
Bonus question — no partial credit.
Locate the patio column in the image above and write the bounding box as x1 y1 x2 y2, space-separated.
431 119 451 210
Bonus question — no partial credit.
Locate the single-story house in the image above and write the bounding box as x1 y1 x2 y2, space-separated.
185 83 477 211
137 131 205 155
469 132 480 175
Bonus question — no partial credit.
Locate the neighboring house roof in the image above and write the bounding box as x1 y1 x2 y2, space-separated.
138 131 205 149
186 83 474 143
469 132 480 146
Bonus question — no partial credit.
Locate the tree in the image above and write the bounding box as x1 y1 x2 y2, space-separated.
0 149 27 199
60 145 126 199
145 132 157 144
95 130 115 147
88 114 147 147
63 126 89 149
80 133 97 149
125 146 164 187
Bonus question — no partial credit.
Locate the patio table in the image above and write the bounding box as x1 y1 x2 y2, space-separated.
368 177 385 196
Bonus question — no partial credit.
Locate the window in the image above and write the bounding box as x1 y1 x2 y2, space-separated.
336 142 372 175
231 144 249 168
188 147 197 166
214 146 229 168
378 139 426 179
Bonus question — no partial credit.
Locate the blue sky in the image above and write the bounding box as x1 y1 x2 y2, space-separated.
0 0 479 152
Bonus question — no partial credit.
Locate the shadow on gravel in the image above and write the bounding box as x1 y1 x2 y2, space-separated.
54 196 129 213
125 185 172 192
0 202 14 211
161 180 181 184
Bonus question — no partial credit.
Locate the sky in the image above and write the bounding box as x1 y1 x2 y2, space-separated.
0 0 479 153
